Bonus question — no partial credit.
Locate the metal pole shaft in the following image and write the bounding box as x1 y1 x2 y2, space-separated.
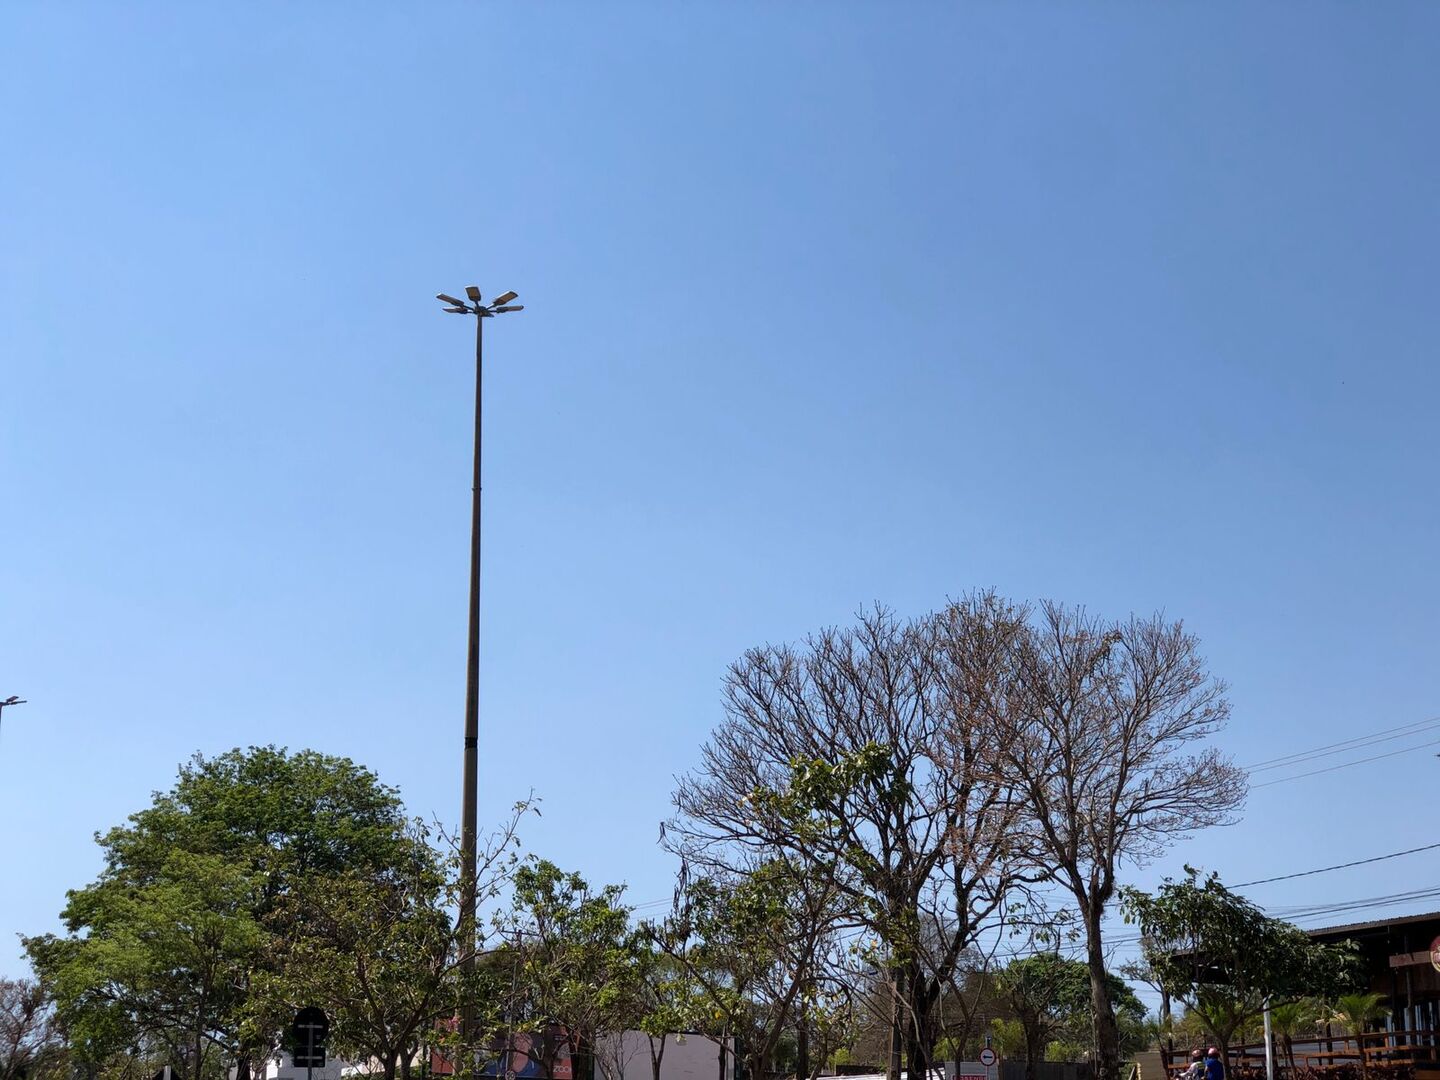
459 313 483 1049
1263 999 1275 1080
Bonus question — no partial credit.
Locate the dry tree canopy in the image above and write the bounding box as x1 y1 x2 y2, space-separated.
667 592 1244 1080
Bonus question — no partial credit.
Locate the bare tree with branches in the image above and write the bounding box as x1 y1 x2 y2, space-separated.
990 603 1246 1080
1 979 64 1080
668 597 1037 1080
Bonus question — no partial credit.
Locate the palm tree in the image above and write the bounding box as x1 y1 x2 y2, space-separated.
1327 993 1389 1077
1267 1000 1318 1072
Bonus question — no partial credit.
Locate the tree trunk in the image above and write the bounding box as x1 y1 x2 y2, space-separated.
383 1051 400 1080
649 1035 667 1080
1024 1020 1045 1080
1197 1018 1239 1078
906 1026 923 1080
906 968 936 1080
1161 991 1174 1069
1083 912 1122 1080
889 964 906 1080
797 1024 810 1080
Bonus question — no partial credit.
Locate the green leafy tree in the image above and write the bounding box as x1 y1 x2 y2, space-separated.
997 955 1145 1079
26 747 413 1080
999 955 1087 1076
257 804 531 1080
1116 1008 1159 1060
1120 869 1361 1070
259 825 453 1080
988 1018 1027 1060
28 848 264 1080
657 860 842 1080
506 860 641 1080
627 948 706 1080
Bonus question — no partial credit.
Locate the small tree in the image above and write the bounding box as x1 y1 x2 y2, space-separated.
1266 999 1319 1071
0 979 65 1080
261 805 530 1080
656 859 841 1080
997 955 1145 1080
507 860 641 1080
1328 993 1389 1076
629 947 705 1080
1121 869 1361 1070
988 1019 1027 1060
999 955 1088 1078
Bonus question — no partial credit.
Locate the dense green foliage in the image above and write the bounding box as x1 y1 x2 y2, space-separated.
20 735 1377 1080
998 954 1147 1078
25 747 414 1080
1121 868 1362 1065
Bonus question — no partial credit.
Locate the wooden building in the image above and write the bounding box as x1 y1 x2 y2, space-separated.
1159 910 1440 1078
1306 909 1440 1074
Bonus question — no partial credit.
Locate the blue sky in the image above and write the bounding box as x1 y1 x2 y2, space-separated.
3 4 1439 985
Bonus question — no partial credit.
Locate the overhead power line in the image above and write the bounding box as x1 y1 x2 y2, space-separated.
1272 886 1440 924
1250 736 1440 789
1245 714 1440 774
1232 840 1440 887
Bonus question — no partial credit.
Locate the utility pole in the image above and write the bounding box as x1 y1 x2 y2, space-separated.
435 286 524 1057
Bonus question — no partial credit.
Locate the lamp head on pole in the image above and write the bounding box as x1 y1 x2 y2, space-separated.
435 287 524 319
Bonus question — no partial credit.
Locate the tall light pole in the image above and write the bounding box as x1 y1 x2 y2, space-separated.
435 286 523 1048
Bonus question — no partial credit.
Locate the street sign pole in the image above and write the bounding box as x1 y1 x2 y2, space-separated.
290 1007 329 1079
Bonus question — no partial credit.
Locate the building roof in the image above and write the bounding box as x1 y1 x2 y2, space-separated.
1306 909 1440 938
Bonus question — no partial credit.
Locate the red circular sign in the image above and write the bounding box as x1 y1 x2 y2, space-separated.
1430 934 1440 973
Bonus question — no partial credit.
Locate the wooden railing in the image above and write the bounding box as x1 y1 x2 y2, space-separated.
1161 1031 1440 1074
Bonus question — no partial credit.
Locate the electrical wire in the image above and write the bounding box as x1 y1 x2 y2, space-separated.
1244 714 1440 773
1269 885 1440 921
1231 841 1440 887
1250 736 1440 788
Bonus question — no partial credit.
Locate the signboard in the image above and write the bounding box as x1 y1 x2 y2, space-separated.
291 1007 329 1069
1388 951 1433 968
479 1031 573 1079
431 1027 574 1079
1431 934 1440 973
980 1050 998 1068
